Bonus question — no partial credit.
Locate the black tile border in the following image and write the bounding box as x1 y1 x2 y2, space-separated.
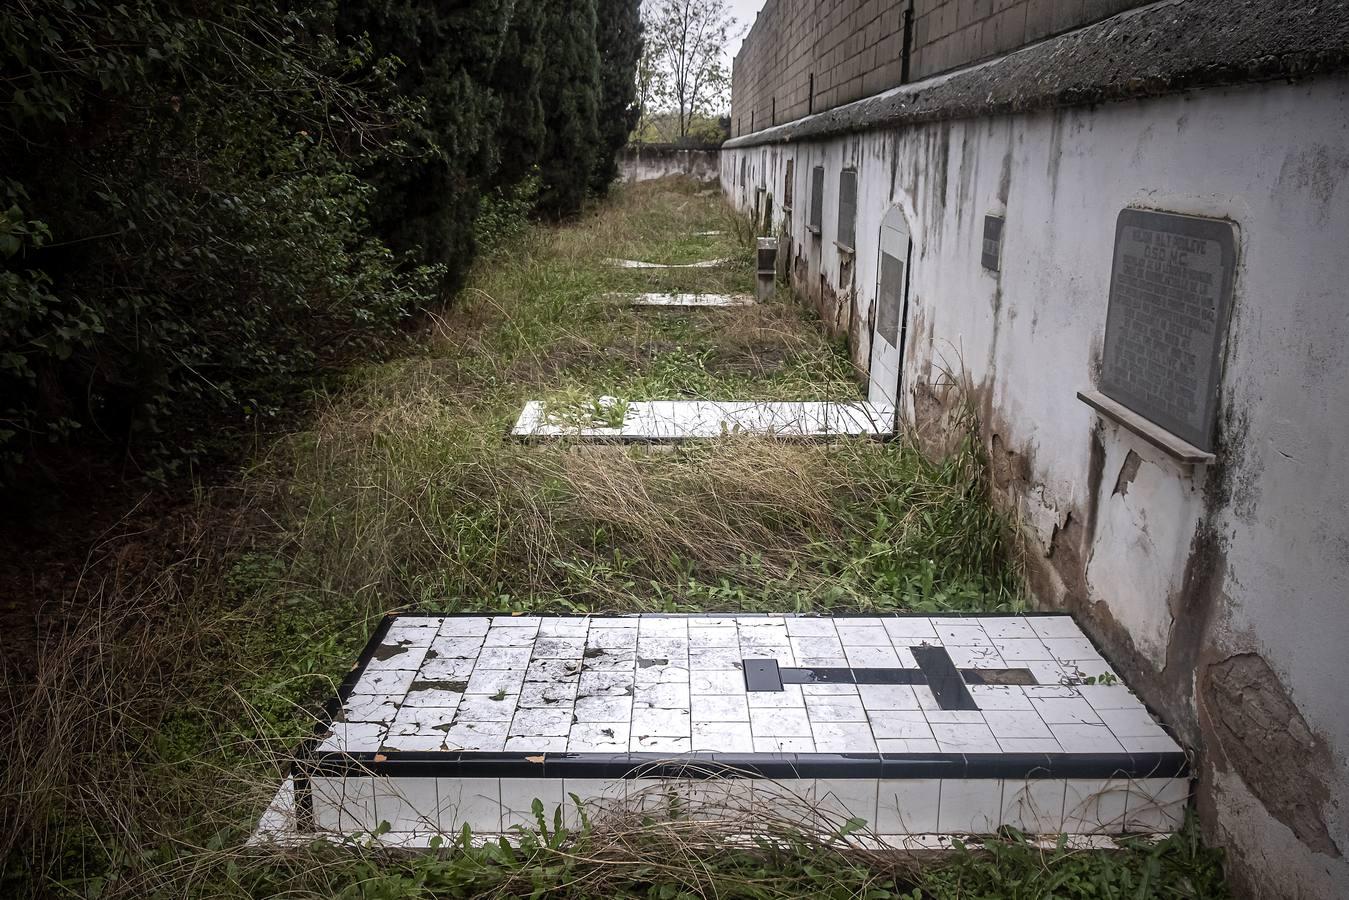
299 749 1189 781
291 612 1191 826
370 610 1112 619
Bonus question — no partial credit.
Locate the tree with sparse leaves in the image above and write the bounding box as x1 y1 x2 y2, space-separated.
641 0 737 141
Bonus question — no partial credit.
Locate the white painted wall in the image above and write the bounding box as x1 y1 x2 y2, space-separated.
722 76 1349 897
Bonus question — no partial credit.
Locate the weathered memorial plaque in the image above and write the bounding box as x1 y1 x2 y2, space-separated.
1101 209 1236 451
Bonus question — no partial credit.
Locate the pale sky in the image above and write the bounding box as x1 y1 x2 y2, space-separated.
725 0 766 62
642 0 766 66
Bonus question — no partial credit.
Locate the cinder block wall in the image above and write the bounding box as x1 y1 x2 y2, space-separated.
731 0 1148 137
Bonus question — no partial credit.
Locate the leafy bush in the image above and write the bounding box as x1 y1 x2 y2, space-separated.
0 1 440 482
475 174 543 258
0 0 645 487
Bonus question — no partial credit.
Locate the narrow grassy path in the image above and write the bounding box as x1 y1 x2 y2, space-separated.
1 178 1228 899
261 179 1019 620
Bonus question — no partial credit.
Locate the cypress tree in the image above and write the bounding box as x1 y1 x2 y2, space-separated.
490 0 548 190
535 0 601 219
337 1 513 294
591 0 644 195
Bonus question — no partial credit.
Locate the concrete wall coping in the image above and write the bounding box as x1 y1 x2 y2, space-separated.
724 0 1349 149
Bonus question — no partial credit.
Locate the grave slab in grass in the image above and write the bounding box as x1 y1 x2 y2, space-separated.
510 400 897 441
288 613 1190 846
604 257 733 269
620 292 754 308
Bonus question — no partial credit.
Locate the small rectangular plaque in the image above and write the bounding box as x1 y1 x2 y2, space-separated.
809 165 825 233
981 215 1003 271
838 169 858 249
1101 209 1236 452
743 658 783 692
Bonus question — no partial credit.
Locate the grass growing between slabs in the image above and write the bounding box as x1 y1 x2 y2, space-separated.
0 177 1229 898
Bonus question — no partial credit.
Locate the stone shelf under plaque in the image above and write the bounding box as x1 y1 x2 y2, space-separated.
289 613 1191 847
1078 391 1215 464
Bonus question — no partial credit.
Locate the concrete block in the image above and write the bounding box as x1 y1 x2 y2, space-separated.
1050 0 1086 32
1024 0 1057 40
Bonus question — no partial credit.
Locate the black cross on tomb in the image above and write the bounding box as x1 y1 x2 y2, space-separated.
742 646 1038 712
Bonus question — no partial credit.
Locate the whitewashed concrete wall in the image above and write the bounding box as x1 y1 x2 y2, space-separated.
722 76 1349 897
618 147 720 184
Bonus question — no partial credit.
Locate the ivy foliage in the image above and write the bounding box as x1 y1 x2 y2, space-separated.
0 0 644 487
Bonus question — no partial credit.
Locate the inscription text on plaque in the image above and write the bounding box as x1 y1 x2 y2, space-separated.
1101 209 1237 451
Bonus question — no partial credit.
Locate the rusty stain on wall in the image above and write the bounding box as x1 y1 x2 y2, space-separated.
1200 653 1342 858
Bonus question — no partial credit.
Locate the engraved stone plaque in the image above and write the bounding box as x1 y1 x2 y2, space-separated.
1101 209 1237 451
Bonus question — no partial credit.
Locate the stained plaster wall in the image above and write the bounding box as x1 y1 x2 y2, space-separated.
617 146 721 184
720 76 1349 898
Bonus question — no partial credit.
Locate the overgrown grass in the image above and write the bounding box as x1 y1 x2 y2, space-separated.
0 177 1227 898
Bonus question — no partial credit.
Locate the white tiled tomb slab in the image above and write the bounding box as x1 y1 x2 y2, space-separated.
510 400 897 440
294 614 1189 845
616 292 754 308
604 257 732 268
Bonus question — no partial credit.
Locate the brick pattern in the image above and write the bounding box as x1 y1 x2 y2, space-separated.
731 0 1149 137
732 0 904 139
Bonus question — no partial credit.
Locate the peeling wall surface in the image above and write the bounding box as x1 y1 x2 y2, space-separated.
617 146 720 184
720 58 1349 900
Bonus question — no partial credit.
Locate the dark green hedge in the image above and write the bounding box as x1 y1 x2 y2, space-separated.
0 0 642 486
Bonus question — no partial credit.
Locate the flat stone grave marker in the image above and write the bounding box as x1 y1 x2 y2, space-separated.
279 613 1189 847
605 257 732 269
510 399 897 441
613 292 754 308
